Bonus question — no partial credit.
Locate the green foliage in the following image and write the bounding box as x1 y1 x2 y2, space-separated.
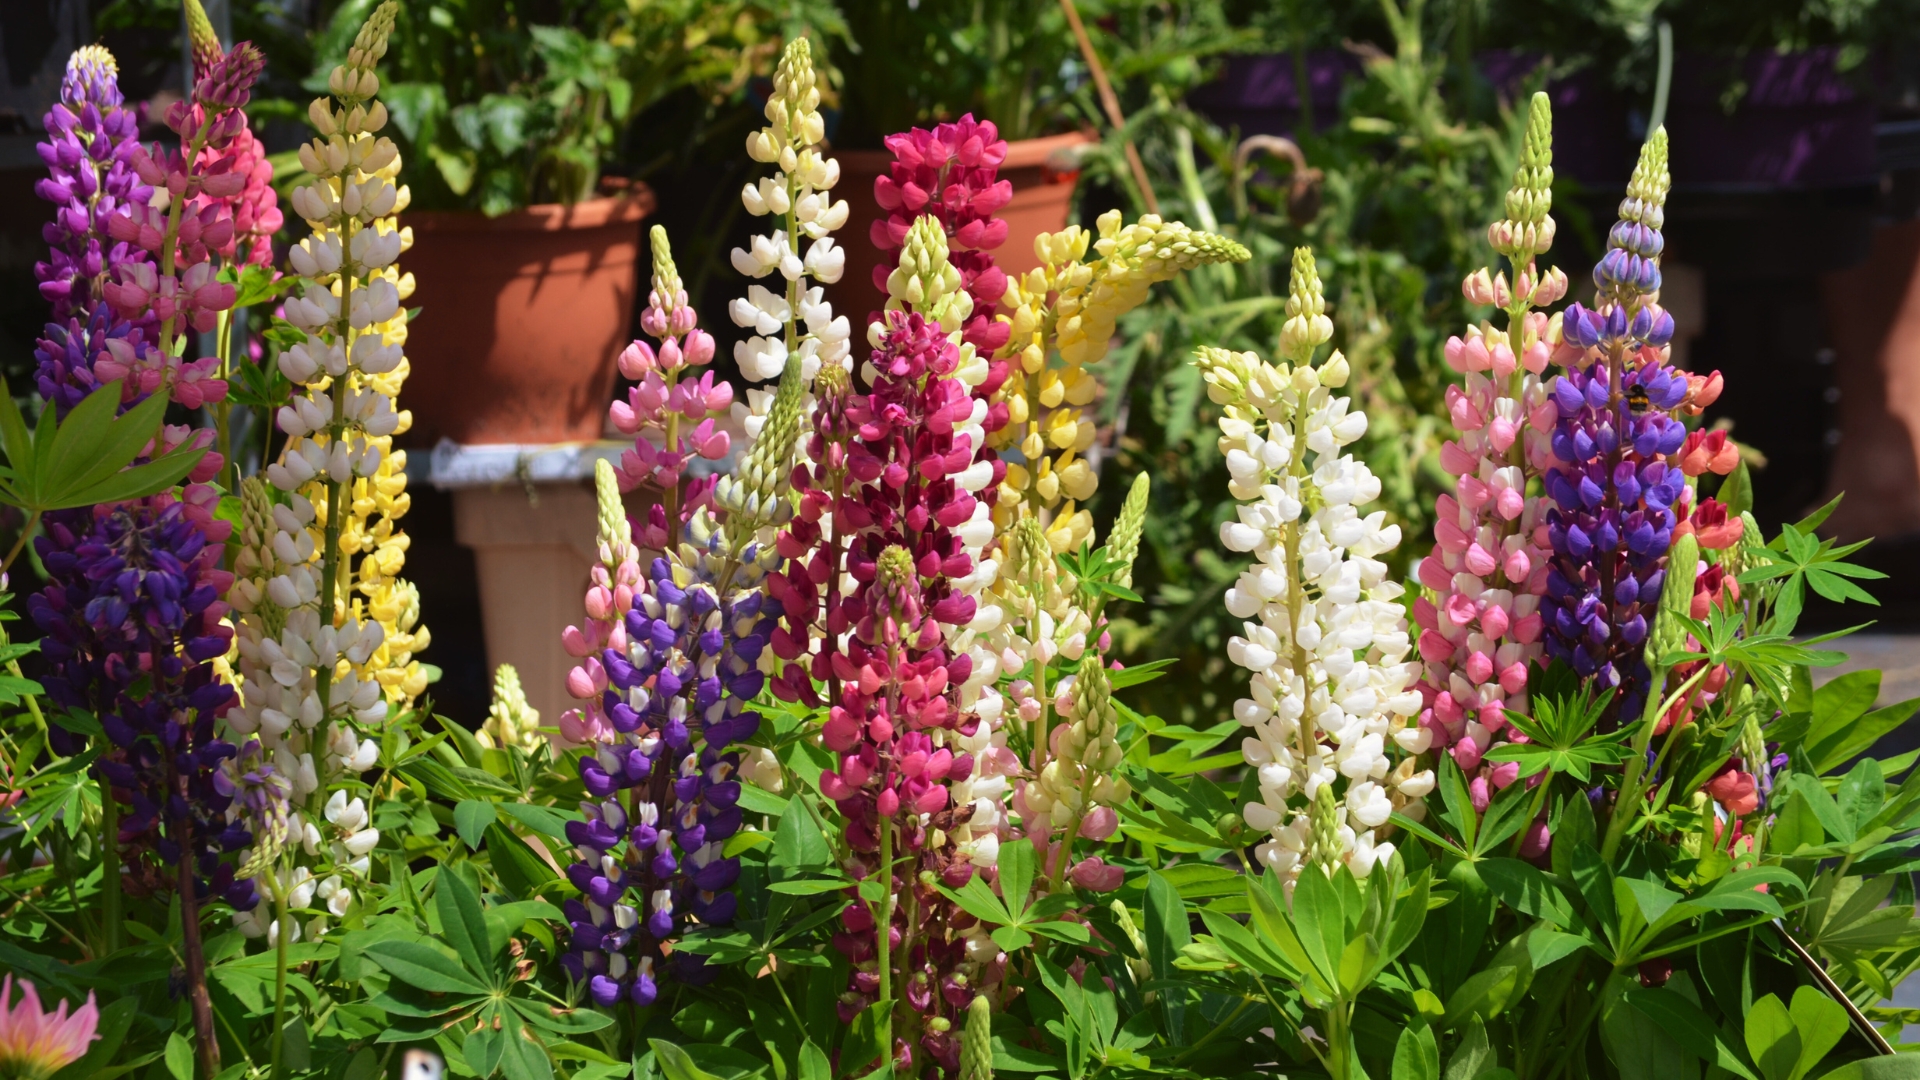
0 380 207 520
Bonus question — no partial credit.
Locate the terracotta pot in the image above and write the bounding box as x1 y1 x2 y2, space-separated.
399 190 654 446
826 132 1093 318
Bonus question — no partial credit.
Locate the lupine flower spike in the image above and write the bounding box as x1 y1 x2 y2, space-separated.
612 225 731 547
0 977 99 1080
1413 91 1560 814
768 217 1015 1072
1541 128 1731 723
730 36 851 448
226 0 417 940
992 212 1249 548
1199 248 1427 890
480 664 543 752
564 331 798 1006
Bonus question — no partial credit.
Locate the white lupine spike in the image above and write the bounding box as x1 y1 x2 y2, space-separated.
1199 289 1420 893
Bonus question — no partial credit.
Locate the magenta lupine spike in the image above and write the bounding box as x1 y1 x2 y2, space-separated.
101 41 267 341
872 114 1014 356
777 218 1016 1073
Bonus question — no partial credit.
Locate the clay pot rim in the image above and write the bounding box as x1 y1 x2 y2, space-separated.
402 187 657 233
830 129 1097 170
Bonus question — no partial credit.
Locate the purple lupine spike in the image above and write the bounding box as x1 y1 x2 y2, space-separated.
29 497 246 905
35 48 153 334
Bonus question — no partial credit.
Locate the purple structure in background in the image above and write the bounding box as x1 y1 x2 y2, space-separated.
1188 48 1874 190
1185 51 1360 139
1665 48 1875 188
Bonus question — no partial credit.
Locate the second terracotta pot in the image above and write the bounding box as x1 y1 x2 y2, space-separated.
826 131 1092 318
400 190 654 446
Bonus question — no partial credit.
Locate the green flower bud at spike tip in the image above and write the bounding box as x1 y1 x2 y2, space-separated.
1308 780 1343 877
1649 531 1699 667
716 357 808 529
483 663 541 751
1107 473 1150 589
182 0 223 81
1491 92 1557 256
593 459 630 549
1620 126 1672 232
886 214 972 330
649 225 684 305
961 995 993 1080
1279 247 1333 361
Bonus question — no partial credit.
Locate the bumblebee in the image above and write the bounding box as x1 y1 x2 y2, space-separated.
1625 383 1651 416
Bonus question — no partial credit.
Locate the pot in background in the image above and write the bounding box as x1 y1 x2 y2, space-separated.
399 190 654 446
826 131 1094 319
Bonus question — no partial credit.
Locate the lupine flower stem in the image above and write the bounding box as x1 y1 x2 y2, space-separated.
100 793 120 953
875 810 895 1059
1 514 40 577
267 871 290 1080
174 805 220 1079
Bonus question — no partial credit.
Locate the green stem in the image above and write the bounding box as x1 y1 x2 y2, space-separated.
214 303 234 494
875 812 894 1066
1507 771 1554 858
100 788 121 953
1049 764 1100 892
0 880 90 957
1600 665 1709 861
1544 970 1621 1080
269 872 291 1080
2 510 42 578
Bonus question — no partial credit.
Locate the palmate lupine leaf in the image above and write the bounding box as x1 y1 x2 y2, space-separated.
1739 496 1887 634
0 378 206 514
1486 682 1628 782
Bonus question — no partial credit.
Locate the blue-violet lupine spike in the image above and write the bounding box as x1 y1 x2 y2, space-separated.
563 514 783 1010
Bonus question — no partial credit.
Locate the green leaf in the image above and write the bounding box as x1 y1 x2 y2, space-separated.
1443 1017 1491 1080
1820 1058 1920 1079
1393 1022 1440 1080
842 1000 893 1075
1810 696 1920 775
1719 459 1754 518
496 802 577 840
1290 863 1345 986
1785 987 1848 1080
164 1033 193 1080
1604 987 1700 1080
992 1038 1065 1073
436 863 495 978
455 799 497 850
1745 994 1800 1080
770 798 830 872
651 1041 726 1080
1623 988 1760 1080
486 823 560 901
498 1020 554 1080
364 940 491 996
471 1024 516 1080
1479 859 1576 928
999 839 1037 918
794 1041 829 1080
